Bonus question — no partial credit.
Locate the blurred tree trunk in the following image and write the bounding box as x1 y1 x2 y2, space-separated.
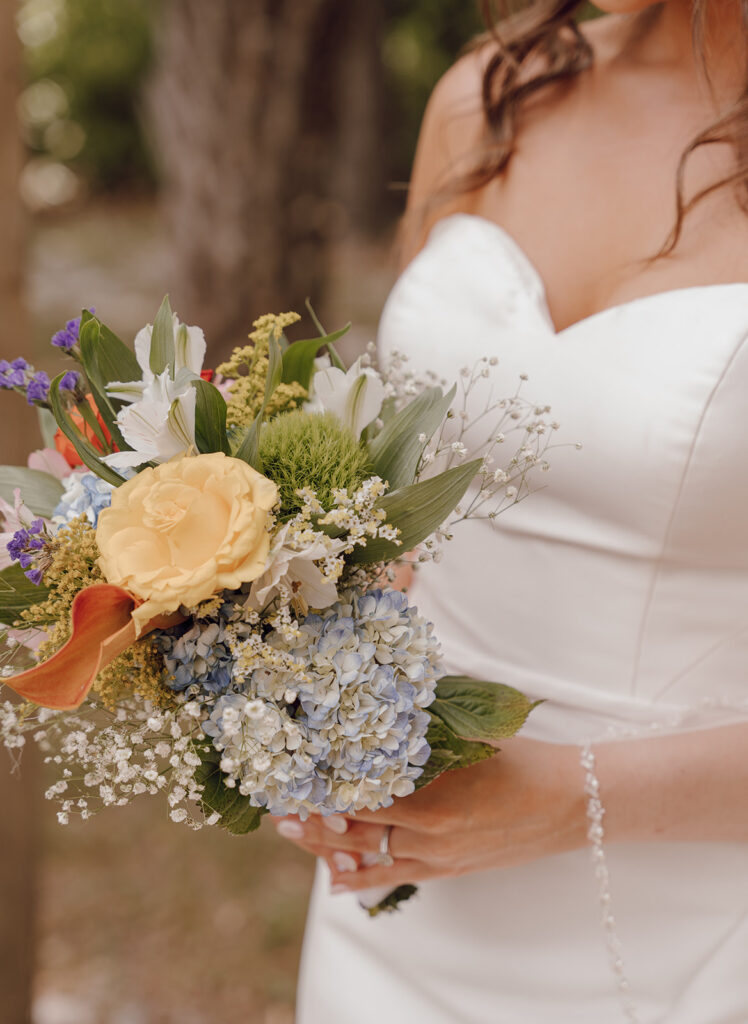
0 6 40 1024
149 0 386 362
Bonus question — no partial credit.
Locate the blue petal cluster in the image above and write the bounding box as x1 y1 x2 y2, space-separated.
53 472 113 527
203 588 442 818
157 619 235 695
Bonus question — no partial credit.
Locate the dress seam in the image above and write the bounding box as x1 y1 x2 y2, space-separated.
629 328 748 698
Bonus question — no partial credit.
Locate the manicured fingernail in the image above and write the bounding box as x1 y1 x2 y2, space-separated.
276 820 304 839
332 852 358 873
323 816 348 835
330 884 348 895
361 852 379 867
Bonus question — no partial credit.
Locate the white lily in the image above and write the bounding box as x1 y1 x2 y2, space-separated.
246 524 346 616
309 357 385 438
104 314 206 469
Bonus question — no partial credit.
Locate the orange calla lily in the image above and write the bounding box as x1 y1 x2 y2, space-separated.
4 584 184 710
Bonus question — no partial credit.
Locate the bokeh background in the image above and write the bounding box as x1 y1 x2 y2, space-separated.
0 3 486 1023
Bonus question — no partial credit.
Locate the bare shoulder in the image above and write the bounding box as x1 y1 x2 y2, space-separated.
399 47 490 264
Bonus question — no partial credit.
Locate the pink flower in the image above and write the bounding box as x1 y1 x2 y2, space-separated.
27 447 73 479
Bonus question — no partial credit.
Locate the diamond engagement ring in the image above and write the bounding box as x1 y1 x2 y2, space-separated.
377 824 394 867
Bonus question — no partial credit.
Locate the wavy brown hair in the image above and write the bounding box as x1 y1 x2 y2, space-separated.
449 0 748 254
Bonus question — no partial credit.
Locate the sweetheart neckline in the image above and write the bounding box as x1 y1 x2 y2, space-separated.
421 212 748 337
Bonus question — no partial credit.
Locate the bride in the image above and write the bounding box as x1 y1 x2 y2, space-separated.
278 1 748 1020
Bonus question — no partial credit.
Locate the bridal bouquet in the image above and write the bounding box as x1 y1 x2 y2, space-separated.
0 298 556 913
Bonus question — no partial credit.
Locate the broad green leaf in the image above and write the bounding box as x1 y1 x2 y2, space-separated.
349 458 481 564
367 385 455 491
194 747 266 835
79 313 141 396
192 379 231 455
49 375 126 487
415 714 495 790
0 467 64 518
431 676 539 742
149 295 175 376
281 323 351 390
0 563 51 625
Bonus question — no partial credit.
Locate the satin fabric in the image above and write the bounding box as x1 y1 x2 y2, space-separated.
296 215 748 1023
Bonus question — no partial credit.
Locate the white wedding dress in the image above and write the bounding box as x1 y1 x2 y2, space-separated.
296 214 748 1023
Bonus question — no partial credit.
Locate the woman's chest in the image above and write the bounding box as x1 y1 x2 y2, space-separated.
378 217 748 568
467 95 748 334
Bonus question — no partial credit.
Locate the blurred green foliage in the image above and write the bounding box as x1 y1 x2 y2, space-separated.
382 0 484 183
16 0 600 199
19 0 156 192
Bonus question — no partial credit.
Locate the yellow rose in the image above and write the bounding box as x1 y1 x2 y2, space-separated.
96 453 278 635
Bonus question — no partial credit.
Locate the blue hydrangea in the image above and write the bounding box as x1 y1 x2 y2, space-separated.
157 620 235 695
52 472 113 527
202 588 442 818
155 592 259 696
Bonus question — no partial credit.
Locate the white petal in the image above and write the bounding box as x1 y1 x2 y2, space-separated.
345 371 385 437
133 325 154 378
310 366 348 420
174 321 207 375
107 379 147 404
167 389 197 449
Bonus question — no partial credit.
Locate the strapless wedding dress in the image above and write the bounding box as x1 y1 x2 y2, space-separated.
296 214 748 1023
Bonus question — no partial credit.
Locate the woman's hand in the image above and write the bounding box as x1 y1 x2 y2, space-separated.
272 737 587 894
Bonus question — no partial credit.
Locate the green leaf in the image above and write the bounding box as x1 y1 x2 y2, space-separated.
349 458 481 564
193 747 266 835
149 295 175 376
0 564 50 625
192 379 231 455
49 375 126 488
431 676 539 742
78 314 138 451
366 884 419 917
37 408 58 449
415 714 495 790
281 324 351 390
79 312 141 389
265 332 283 405
0 467 64 518
367 385 455 491
232 415 263 472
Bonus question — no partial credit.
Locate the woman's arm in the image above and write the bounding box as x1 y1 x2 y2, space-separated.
396 50 487 269
273 722 748 893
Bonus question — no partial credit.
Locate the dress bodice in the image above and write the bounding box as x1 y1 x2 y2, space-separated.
377 213 748 741
300 214 748 1024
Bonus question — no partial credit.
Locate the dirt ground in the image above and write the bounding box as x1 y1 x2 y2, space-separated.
22 198 398 1024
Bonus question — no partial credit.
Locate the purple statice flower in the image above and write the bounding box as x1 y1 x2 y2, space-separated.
51 310 94 352
59 370 81 392
26 371 50 405
7 518 51 585
0 358 29 389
